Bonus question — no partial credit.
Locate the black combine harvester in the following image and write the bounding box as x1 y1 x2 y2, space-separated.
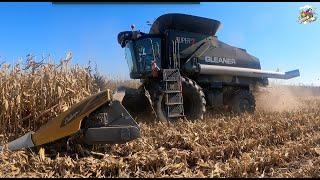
0 13 299 151
118 13 300 122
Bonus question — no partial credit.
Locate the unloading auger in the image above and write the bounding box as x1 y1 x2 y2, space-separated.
0 87 140 151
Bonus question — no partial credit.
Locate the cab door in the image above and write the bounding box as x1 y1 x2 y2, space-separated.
134 37 161 77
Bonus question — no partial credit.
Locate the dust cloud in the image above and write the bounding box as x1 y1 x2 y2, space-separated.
254 85 310 112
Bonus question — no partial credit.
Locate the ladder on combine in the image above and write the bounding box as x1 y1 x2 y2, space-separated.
162 40 184 120
163 69 185 119
162 39 185 120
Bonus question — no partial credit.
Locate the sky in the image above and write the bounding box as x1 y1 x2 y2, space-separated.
0 2 319 85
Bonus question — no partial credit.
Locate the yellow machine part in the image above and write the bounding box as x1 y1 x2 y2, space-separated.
32 89 112 146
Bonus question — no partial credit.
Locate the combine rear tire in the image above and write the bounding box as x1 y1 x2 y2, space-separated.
229 89 255 114
155 77 206 122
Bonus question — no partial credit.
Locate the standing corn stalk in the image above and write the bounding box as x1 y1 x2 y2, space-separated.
0 53 102 138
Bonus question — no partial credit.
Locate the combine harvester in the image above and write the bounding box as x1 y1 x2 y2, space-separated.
0 13 300 151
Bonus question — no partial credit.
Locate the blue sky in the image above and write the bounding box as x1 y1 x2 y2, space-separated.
0 2 319 85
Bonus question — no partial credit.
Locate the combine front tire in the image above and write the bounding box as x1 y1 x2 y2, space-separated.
155 77 206 122
181 77 206 121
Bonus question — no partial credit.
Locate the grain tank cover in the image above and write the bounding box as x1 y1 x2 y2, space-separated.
149 13 221 36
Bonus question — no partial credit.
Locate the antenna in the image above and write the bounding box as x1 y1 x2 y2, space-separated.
130 24 136 31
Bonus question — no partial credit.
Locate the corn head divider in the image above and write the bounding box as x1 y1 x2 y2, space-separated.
0 87 140 151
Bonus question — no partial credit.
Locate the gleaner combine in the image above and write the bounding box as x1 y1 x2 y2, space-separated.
0 13 300 151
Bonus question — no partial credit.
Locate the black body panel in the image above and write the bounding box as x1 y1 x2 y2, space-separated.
118 13 269 88
165 30 261 70
150 13 221 36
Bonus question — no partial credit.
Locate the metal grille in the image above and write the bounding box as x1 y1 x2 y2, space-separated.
166 81 181 91
167 104 184 117
166 93 183 104
163 69 185 119
163 69 181 81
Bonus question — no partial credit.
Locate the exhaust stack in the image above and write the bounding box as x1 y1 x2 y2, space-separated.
199 64 300 79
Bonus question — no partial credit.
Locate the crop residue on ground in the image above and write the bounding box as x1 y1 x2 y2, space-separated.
0 58 319 178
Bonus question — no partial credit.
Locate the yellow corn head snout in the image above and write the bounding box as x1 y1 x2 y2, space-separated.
0 88 140 151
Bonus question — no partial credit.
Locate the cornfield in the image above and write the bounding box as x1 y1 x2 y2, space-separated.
0 54 139 138
0 55 320 178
